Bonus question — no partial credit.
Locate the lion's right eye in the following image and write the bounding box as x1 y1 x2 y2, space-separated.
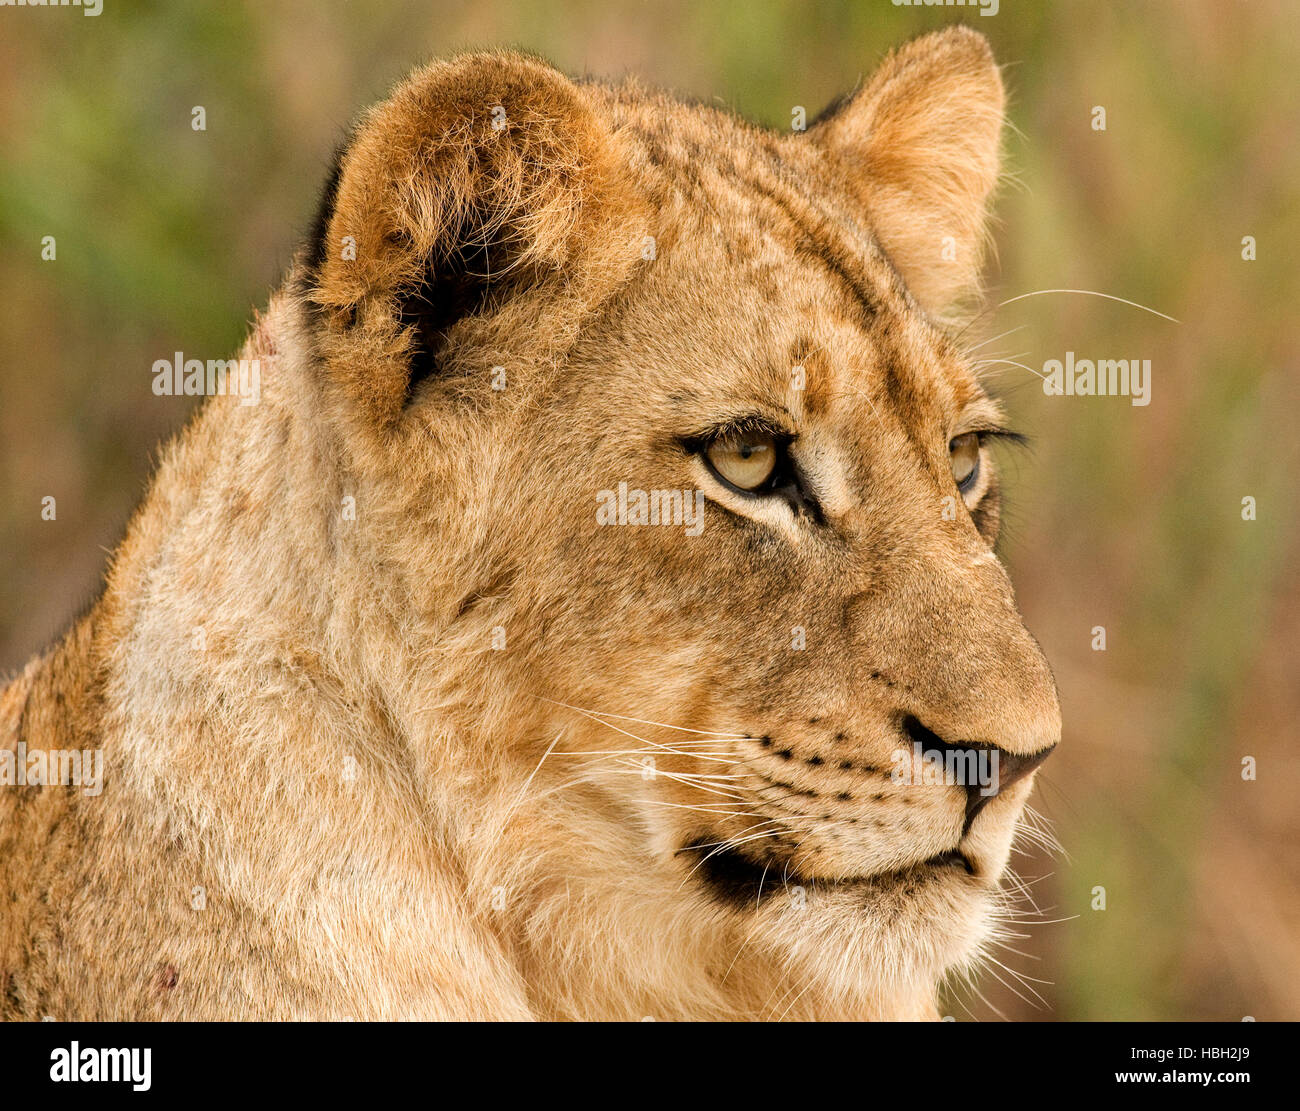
949 432 981 494
705 430 779 492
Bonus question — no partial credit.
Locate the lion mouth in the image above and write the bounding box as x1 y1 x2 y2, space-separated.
681 838 975 907
924 848 976 874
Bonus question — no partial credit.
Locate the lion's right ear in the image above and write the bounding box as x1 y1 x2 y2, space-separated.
303 52 634 424
808 27 1004 317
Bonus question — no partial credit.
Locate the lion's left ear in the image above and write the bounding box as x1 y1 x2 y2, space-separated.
809 26 1005 315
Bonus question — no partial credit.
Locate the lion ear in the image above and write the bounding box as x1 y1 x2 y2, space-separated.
305 52 631 422
809 26 1005 316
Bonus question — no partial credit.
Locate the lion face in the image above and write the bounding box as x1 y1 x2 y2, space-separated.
307 30 1060 1014
534 214 1059 992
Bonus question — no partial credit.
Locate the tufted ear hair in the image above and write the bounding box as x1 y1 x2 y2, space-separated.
809 26 1005 317
303 51 635 425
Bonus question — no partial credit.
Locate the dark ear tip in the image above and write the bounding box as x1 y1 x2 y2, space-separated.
303 138 350 279
808 90 855 130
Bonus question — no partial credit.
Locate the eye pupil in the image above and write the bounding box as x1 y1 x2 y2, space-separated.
949 432 981 492
705 430 779 492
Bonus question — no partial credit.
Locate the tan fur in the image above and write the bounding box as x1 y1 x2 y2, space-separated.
1 29 1059 1021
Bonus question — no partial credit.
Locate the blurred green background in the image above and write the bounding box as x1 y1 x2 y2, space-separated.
2 0 1297 1020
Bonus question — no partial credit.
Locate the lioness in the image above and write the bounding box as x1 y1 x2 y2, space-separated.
1 26 1060 1020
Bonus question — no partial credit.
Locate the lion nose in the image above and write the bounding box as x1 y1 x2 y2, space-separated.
900 715 1056 832
960 744 1054 829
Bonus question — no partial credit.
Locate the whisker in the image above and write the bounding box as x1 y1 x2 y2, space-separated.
995 287 1180 323
553 746 734 759
559 708 740 765
962 323 1028 353
497 729 566 827
775 976 819 1022
676 825 795 889
974 357 1047 381
632 797 764 819
540 698 750 737
612 759 750 802
982 953 1052 988
971 347 1031 364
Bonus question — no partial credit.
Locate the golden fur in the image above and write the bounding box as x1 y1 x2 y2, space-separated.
1 28 1060 1020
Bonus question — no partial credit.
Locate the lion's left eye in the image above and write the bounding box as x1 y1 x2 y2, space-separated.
949 432 981 493
705 430 779 492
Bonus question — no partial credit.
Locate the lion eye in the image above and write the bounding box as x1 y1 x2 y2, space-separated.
949 432 981 492
706 430 778 491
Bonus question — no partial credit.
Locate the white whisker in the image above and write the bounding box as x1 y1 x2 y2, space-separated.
995 287 1180 323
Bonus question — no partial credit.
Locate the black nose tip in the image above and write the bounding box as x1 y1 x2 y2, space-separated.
899 715 1055 833
962 744 1054 828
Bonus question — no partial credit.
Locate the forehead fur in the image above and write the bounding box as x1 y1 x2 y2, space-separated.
301 30 1003 433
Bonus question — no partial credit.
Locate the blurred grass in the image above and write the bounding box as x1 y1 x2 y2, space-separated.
1 0 1297 1020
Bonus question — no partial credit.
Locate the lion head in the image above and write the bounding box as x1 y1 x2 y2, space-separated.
294 26 1060 1019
